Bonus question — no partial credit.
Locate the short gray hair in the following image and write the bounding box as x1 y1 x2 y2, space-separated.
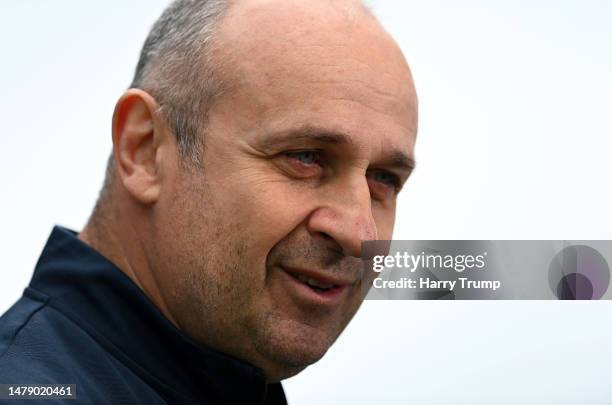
131 0 231 166
95 0 230 217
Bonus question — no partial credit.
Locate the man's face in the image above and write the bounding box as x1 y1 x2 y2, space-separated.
149 0 417 380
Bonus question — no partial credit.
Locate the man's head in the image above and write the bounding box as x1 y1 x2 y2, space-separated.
87 0 417 381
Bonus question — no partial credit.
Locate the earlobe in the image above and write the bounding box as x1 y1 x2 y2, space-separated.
111 89 164 205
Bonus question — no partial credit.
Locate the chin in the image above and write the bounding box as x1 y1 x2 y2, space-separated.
252 316 335 381
258 343 325 382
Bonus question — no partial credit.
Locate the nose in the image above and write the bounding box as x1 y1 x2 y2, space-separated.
306 177 378 258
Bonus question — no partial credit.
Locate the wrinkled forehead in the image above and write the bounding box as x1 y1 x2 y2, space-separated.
211 0 418 150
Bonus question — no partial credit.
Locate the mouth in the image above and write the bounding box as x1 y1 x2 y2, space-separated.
291 272 341 293
280 266 353 306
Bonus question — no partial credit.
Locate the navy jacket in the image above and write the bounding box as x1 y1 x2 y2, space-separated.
0 226 287 404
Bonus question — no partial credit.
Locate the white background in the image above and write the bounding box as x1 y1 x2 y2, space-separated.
1 1 612 404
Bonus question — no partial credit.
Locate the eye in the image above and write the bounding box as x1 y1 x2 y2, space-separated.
371 171 398 187
369 170 400 188
280 150 325 180
367 170 401 200
286 150 320 166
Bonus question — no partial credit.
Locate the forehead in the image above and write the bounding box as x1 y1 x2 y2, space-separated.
211 0 418 154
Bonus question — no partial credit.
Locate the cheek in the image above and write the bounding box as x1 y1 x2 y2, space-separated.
216 178 315 257
372 207 396 240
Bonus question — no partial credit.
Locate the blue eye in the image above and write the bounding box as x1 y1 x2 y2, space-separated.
371 171 398 187
288 151 319 165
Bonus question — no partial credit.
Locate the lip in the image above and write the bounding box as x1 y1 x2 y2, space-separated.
279 265 353 307
282 266 354 287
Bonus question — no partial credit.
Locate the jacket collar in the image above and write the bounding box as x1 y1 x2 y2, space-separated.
27 225 285 405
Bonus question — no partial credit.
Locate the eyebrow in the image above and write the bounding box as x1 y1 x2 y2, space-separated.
388 150 416 172
259 125 416 171
258 126 353 149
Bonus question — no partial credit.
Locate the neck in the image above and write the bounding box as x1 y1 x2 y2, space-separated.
78 200 181 329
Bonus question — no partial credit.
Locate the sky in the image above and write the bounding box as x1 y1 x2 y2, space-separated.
1 1 612 403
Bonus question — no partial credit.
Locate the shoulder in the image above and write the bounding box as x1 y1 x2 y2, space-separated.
0 294 161 404
0 294 94 382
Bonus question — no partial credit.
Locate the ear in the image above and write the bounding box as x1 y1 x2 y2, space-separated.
111 89 167 205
